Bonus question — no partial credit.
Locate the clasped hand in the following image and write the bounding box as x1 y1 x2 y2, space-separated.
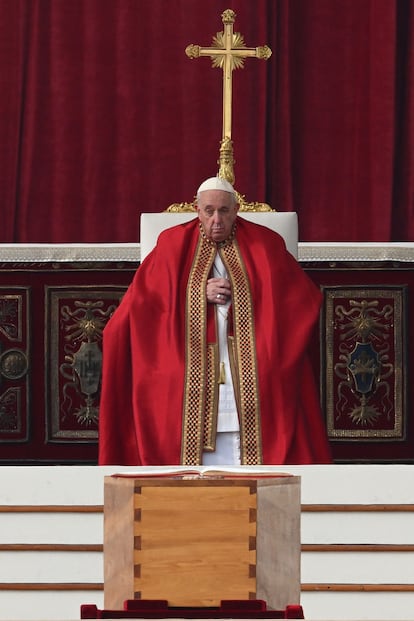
207 277 231 304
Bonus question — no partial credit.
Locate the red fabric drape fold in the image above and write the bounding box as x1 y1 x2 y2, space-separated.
1 0 413 242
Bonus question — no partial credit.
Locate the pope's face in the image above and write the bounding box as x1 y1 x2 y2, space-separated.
196 189 239 243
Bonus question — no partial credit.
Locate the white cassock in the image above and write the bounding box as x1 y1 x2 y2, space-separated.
202 253 241 465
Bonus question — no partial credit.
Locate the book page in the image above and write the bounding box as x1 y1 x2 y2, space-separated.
111 465 291 479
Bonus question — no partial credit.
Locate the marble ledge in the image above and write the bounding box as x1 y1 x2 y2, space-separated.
0 243 141 263
0 242 414 264
299 242 414 263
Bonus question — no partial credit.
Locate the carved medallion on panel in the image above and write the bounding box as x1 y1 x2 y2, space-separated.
322 286 407 441
46 287 126 442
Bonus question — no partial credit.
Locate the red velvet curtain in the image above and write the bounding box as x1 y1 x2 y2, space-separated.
1 0 413 243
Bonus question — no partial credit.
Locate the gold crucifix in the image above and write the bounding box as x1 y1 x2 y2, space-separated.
168 10 273 212
185 9 271 187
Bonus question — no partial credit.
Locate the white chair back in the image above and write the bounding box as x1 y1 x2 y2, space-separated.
140 212 298 262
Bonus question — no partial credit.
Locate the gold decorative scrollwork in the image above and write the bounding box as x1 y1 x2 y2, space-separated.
323 287 405 440
59 300 116 428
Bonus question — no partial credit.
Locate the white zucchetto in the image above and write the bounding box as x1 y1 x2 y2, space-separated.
197 176 235 197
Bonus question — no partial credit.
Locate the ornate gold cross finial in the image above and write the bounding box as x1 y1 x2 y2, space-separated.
186 9 271 145
186 9 271 190
168 10 273 212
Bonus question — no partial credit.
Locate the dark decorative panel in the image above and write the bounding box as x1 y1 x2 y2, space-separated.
322 286 407 442
0 288 30 442
46 287 125 443
0 253 136 464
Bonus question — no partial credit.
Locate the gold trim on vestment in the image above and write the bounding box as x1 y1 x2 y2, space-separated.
203 343 219 451
219 241 262 465
181 236 216 465
181 231 262 465
227 335 240 411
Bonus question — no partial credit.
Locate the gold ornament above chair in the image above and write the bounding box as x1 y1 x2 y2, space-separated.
167 9 273 214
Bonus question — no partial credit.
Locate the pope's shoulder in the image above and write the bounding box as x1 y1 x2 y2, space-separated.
153 213 288 251
235 215 288 246
156 216 199 244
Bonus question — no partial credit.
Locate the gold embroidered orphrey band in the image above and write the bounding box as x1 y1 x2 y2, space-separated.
181 234 262 465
